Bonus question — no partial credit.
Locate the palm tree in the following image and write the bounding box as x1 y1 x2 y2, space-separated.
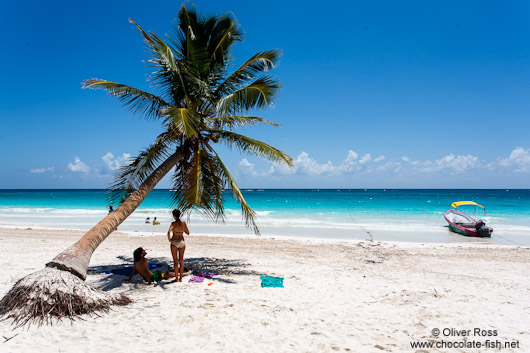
0 4 292 327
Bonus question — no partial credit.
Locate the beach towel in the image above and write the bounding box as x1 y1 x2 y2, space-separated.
188 272 220 283
111 263 163 276
189 275 205 283
200 272 220 278
260 276 284 288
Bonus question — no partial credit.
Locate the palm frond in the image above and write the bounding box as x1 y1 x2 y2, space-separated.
212 115 279 130
107 134 176 205
207 16 242 70
174 5 211 75
215 50 281 96
130 18 196 108
209 129 293 166
130 18 180 72
209 147 259 234
82 80 169 120
188 148 204 208
216 76 281 115
170 146 226 222
162 107 202 137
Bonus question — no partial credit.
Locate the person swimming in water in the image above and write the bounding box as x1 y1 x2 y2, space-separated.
145 217 150 224
153 217 160 225
167 209 189 282
127 247 175 285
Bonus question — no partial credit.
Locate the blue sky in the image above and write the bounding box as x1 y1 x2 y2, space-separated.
1 0 530 189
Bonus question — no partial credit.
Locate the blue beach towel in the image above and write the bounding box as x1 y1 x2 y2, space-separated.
260 276 284 288
110 263 164 276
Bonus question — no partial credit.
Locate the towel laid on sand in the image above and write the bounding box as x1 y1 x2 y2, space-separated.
260 276 284 288
197 272 219 278
111 263 163 276
188 272 220 283
189 275 205 283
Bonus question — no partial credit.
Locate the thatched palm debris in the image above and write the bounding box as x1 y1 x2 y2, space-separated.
0 268 130 327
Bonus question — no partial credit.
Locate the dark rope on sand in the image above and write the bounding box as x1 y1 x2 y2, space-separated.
349 213 374 242
3 334 18 343
491 233 525 247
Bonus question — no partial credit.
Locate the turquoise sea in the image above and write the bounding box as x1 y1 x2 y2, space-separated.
0 189 529 246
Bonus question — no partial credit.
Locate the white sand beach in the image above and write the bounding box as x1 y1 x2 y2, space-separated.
0 227 529 352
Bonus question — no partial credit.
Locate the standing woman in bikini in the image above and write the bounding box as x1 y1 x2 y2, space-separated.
167 209 189 282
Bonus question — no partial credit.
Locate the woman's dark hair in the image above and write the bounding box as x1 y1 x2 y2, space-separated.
133 247 144 262
172 209 181 223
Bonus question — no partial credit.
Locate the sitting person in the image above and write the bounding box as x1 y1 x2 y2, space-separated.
128 247 175 284
152 217 160 225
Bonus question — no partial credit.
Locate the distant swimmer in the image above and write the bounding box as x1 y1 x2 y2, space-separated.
145 217 150 224
153 217 160 225
108 206 114 214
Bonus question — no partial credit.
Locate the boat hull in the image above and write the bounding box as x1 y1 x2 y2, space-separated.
444 209 493 237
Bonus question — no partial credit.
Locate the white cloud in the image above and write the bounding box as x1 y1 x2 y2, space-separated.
239 158 259 177
30 167 55 174
418 154 479 174
499 147 530 172
239 158 254 169
344 150 358 162
295 152 335 175
359 154 371 164
67 157 90 173
376 161 402 173
102 152 131 172
236 150 521 180
335 150 358 174
32 146 530 188
239 150 365 178
290 150 365 176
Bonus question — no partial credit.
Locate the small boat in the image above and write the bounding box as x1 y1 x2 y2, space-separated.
444 201 493 237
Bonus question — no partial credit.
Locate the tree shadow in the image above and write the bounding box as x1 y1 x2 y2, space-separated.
185 257 265 276
87 256 172 291
87 256 265 292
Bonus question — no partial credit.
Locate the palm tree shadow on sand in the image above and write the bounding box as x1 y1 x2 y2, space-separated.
87 256 267 291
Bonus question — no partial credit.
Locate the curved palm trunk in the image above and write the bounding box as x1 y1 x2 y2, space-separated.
47 151 182 280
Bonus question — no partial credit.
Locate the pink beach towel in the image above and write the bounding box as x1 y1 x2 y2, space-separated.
189 275 205 283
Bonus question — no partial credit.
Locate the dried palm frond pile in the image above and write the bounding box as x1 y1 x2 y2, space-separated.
0 267 130 327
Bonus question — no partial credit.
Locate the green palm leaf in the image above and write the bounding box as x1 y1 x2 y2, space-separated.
216 76 281 115
207 18 242 69
82 80 169 120
209 129 293 165
212 115 280 130
130 19 197 107
209 147 259 234
162 107 202 137
170 146 225 222
108 133 175 204
174 6 212 76
130 19 180 71
215 50 281 96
